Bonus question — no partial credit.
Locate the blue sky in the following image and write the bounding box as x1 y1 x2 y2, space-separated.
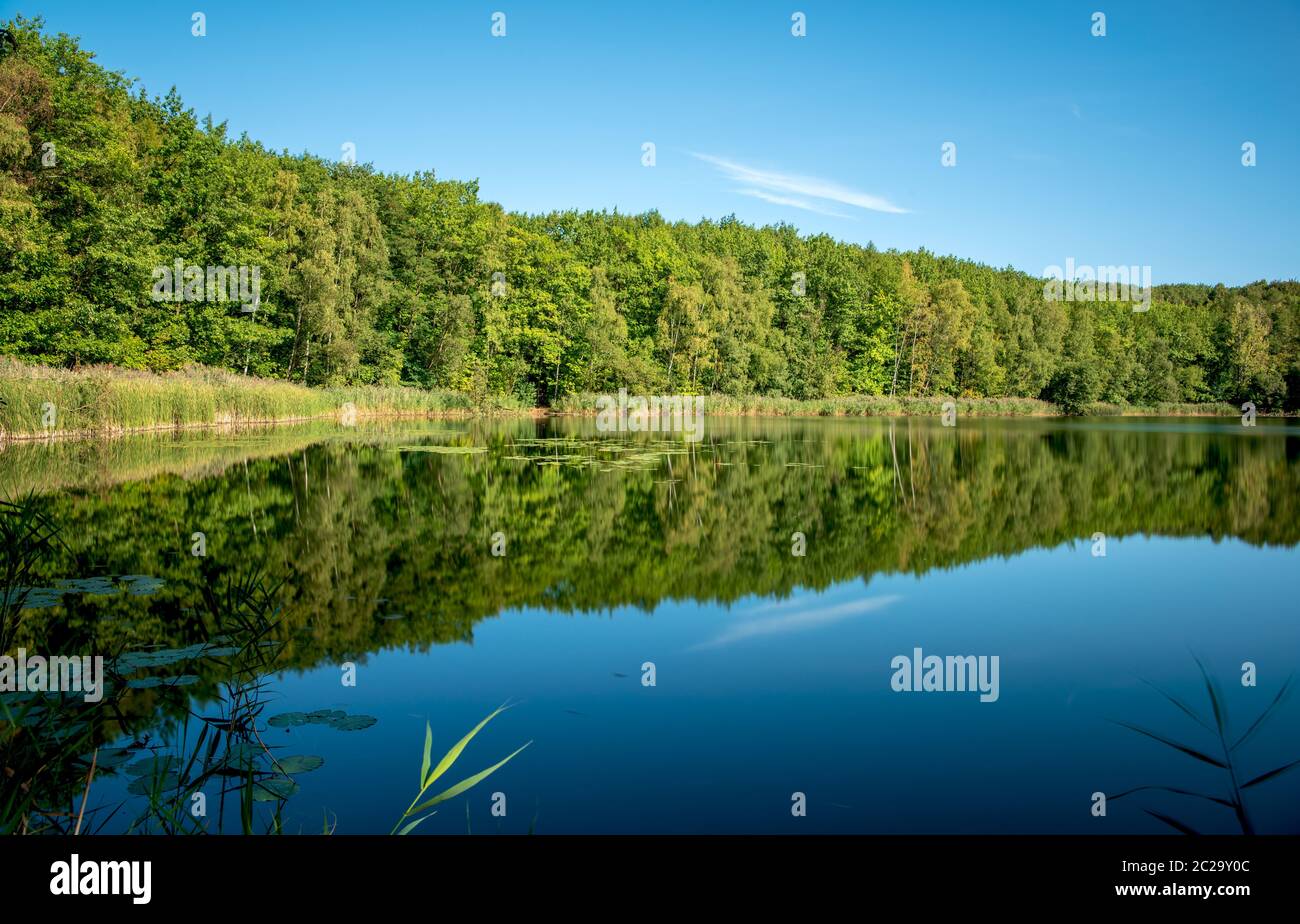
13 0 1298 284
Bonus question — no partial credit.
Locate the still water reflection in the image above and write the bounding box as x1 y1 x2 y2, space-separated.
3 416 1297 833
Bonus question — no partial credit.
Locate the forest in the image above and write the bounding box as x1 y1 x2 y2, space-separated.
2 16 1298 412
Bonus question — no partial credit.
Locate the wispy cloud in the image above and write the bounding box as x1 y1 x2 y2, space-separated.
692 153 909 216
736 188 851 218
689 594 902 651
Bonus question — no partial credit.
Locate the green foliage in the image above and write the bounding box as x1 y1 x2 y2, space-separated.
2 17 1298 411
1043 362 1101 416
392 705 531 834
0 358 524 437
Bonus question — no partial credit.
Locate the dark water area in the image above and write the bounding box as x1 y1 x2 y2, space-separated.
2 415 1297 834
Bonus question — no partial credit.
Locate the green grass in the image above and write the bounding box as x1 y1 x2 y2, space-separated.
1084 400 1241 417
0 360 530 439
553 392 1247 418
0 360 1260 439
554 392 1056 417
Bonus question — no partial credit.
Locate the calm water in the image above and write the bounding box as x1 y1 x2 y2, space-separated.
3 416 1298 834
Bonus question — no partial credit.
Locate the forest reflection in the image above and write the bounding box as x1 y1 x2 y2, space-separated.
6 416 1295 676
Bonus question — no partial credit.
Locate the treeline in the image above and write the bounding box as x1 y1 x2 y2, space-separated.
2 17 1298 410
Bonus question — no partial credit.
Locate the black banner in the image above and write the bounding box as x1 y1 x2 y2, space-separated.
3 835 1287 910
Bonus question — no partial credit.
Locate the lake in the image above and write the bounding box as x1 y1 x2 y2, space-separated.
2 415 1298 834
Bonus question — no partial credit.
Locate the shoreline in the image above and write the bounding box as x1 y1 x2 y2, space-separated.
0 358 1276 444
0 408 548 444
1 403 1276 445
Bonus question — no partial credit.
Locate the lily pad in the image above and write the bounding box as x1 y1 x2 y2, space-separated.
126 755 182 778
307 709 347 723
392 445 487 454
126 674 198 689
274 755 324 774
115 644 211 671
127 773 182 796
267 709 376 732
90 747 138 769
252 776 299 802
221 741 265 770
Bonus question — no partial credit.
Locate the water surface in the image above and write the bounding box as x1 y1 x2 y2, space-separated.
4 416 1298 834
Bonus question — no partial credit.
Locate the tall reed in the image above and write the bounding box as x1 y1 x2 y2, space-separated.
1109 657 1297 834
0 359 528 439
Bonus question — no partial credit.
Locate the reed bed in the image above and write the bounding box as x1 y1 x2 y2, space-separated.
0 360 1263 439
556 392 1055 417
1084 401 1241 417
0 360 528 439
554 392 1256 418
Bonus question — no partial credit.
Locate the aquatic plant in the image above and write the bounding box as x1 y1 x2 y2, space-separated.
0 494 64 654
0 494 379 834
0 689 125 834
391 703 531 835
0 496 115 834
1109 657 1298 834
122 568 318 834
